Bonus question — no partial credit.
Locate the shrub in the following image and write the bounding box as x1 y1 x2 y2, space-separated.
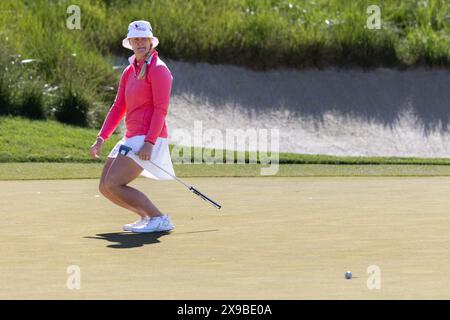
18 82 46 120
0 77 12 116
54 86 91 127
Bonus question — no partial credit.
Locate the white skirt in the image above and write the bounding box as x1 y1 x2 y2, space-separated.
108 135 175 180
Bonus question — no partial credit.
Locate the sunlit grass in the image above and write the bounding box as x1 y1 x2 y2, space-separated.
1 116 450 166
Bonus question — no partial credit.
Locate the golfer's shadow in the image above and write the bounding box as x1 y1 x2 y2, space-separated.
84 232 170 249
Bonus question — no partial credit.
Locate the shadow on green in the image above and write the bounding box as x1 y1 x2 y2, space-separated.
84 229 220 249
85 232 170 249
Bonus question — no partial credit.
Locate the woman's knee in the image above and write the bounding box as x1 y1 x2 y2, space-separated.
99 181 110 197
102 177 122 195
99 175 119 195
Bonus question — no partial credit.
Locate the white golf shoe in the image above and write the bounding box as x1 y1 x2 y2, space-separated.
131 215 174 233
123 217 150 232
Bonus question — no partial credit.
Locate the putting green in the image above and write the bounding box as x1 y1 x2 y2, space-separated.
0 177 449 299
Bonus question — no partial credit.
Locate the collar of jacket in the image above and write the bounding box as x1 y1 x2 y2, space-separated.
128 50 157 67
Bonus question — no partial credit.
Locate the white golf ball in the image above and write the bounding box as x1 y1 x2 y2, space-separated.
345 271 352 279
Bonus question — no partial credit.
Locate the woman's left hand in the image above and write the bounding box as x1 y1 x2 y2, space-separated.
136 142 153 161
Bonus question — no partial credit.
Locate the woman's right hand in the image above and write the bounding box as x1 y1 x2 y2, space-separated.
89 138 104 160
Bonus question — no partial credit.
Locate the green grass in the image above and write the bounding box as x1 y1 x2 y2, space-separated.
2 0 448 70
1 116 450 166
2 163 450 180
0 0 449 131
1 116 450 179
0 116 121 162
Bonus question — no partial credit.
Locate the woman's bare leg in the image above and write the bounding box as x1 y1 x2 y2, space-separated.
103 155 163 218
99 157 148 218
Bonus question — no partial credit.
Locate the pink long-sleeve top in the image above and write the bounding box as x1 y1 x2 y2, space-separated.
97 50 172 145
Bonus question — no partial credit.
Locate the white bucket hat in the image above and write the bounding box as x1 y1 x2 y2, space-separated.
122 20 159 50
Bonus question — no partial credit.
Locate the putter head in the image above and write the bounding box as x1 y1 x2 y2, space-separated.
190 187 222 210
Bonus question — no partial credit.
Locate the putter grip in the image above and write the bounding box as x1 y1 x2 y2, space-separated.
189 187 222 209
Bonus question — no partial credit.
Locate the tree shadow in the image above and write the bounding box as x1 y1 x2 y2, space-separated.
84 232 170 249
169 61 450 134
113 54 450 133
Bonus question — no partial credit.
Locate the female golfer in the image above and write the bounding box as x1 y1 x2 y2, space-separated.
89 20 175 233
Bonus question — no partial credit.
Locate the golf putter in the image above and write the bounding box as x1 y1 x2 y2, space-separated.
118 144 222 210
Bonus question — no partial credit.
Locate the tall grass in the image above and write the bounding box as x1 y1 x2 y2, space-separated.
0 0 448 129
0 0 118 127
95 0 450 69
